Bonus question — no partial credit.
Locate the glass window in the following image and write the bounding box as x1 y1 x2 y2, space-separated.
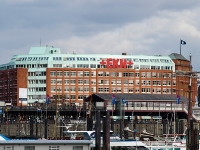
50 71 56 76
49 146 59 150
73 146 83 150
3 146 14 150
57 72 62 76
25 146 35 150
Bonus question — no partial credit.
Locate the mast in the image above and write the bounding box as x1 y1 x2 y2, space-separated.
53 88 60 138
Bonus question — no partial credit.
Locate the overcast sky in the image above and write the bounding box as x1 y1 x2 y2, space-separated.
1 0 200 71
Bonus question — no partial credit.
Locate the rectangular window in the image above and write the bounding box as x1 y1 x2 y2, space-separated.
3 146 14 150
123 72 128 77
98 72 103 76
84 87 89 92
73 146 83 150
111 72 116 77
78 80 83 84
129 72 134 77
57 71 62 76
142 80 146 85
84 80 89 84
70 79 76 84
50 71 56 76
64 71 69 76
84 72 90 76
142 88 146 93
141 72 146 78
25 146 35 150
124 80 128 85
51 79 56 84
129 80 133 85
49 146 59 150
57 79 62 84
98 88 103 92
71 72 76 76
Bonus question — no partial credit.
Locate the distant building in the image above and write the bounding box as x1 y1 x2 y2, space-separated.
0 46 197 106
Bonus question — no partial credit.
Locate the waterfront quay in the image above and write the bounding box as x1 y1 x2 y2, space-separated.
0 98 199 140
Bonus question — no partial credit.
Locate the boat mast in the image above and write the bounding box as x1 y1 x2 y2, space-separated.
53 88 60 138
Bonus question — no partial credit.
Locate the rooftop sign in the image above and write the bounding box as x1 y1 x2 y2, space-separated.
100 58 133 68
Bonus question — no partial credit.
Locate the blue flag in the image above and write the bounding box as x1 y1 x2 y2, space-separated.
112 95 116 105
37 107 41 112
46 94 51 104
176 95 180 104
122 99 126 104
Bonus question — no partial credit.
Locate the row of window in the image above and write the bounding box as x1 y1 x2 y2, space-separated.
97 87 176 93
3 145 83 150
17 56 171 63
51 79 90 84
16 64 48 69
50 71 175 78
16 57 49 61
51 87 90 92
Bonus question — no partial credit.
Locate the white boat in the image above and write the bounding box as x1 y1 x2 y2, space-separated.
64 130 147 149
0 134 10 141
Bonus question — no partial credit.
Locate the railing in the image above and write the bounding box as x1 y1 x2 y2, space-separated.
106 101 186 112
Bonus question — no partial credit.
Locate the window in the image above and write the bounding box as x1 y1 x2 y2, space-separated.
57 72 62 76
123 72 128 77
98 88 103 92
135 72 139 77
73 146 83 150
71 72 76 76
3 146 14 150
50 71 56 76
111 72 116 77
25 146 35 150
49 146 59 150
64 71 69 76
78 80 83 84
57 79 62 84
84 72 89 76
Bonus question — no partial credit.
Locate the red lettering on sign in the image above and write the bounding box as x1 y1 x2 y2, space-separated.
127 60 133 66
100 60 106 66
112 59 119 68
99 58 133 68
120 59 127 68
107 58 112 68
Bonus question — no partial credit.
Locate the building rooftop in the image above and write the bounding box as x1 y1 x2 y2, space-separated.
85 93 188 102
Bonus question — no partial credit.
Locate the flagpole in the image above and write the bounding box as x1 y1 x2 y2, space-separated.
180 39 181 55
112 104 113 118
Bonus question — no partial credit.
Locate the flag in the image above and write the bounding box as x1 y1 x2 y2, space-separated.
112 94 116 105
122 99 126 104
37 106 41 112
176 95 180 104
181 40 186 45
46 94 51 104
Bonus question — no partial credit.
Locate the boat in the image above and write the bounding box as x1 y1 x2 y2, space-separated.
64 130 147 149
0 134 10 141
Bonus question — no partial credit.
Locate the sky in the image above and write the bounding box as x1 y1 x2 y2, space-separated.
1 0 200 71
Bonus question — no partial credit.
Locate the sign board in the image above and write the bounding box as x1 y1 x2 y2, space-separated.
96 102 104 107
100 58 133 68
19 88 27 101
